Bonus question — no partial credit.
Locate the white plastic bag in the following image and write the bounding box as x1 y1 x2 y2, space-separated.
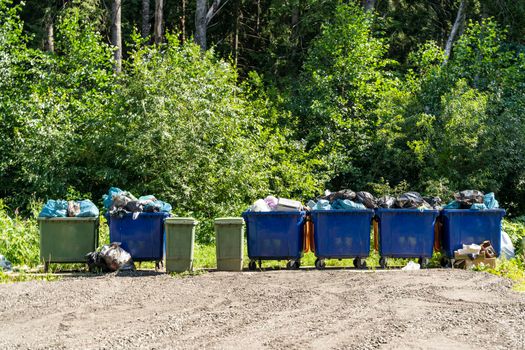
250 199 271 212
501 230 515 259
402 261 420 271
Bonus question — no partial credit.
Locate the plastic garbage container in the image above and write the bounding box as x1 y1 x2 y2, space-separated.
164 217 197 273
375 209 439 268
215 217 244 271
105 212 169 268
441 209 506 265
242 211 306 270
311 209 374 269
38 217 99 272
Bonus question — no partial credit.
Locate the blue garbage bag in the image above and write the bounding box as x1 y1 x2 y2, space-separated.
484 192 499 209
313 199 331 210
103 187 123 209
76 200 100 217
470 203 488 210
331 199 366 210
444 200 461 209
139 195 172 213
39 200 68 218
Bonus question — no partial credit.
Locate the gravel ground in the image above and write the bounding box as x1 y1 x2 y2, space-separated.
0 269 524 350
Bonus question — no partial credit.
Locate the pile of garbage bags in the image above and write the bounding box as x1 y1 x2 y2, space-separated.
86 242 135 272
444 190 499 210
307 190 375 211
249 196 305 212
377 192 442 210
103 187 172 218
39 199 99 218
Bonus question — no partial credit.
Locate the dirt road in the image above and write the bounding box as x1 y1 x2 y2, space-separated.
0 269 524 350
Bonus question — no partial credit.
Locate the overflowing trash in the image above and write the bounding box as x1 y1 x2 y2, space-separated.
0 254 12 271
103 187 172 219
39 199 99 218
86 242 135 272
374 192 441 210
401 261 420 271
248 196 304 212
444 190 499 210
307 189 371 210
453 240 497 269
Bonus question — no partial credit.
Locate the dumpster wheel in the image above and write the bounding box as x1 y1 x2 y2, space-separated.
440 256 452 268
379 257 388 269
315 258 326 270
248 260 257 271
286 260 300 270
418 257 429 268
354 257 367 269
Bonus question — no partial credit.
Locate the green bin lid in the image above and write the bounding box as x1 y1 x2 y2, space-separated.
165 217 198 225
214 217 244 225
37 217 99 222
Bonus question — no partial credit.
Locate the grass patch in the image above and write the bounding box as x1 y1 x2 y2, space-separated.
474 257 525 292
0 270 60 284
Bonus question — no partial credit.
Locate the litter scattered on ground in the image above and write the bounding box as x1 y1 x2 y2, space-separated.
39 199 99 218
453 240 498 269
0 254 12 271
401 261 420 270
103 187 172 218
86 242 135 272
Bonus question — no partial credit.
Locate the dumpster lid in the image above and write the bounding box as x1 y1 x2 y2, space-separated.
37 216 99 222
214 217 244 225
165 217 197 225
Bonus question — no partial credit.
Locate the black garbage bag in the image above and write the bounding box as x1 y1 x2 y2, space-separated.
423 196 442 209
377 195 396 208
321 189 356 203
355 191 377 209
395 192 430 209
454 190 484 208
86 243 135 273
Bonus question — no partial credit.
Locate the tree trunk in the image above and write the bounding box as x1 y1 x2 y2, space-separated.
154 0 164 44
444 0 467 64
362 0 376 11
195 0 207 50
142 0 150 39
180 0 186 43
233 0 240 66
45 19 54 52
112 0 122 73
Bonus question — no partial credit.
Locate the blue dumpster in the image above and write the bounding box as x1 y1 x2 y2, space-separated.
311 209 374 269
105 212 169 265
375 208 439 268
242 211 306 270
441 209 505 260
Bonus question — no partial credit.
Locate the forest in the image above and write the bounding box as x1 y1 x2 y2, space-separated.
1 0 525 242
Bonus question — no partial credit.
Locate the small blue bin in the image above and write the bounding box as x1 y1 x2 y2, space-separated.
375 209 439 264
105 212 169 262
242 211 306 269
441 209 505 258
311 210 374 268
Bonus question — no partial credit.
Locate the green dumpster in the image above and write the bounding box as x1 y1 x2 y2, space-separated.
165 217 197 273
214 217 244 271
38 217 99 272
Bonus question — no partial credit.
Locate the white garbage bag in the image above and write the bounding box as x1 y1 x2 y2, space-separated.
501 230 515 259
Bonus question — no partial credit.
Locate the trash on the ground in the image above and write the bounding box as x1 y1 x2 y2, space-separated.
501 230 515 259
103 187 172 218
453 240 497 269
39 199 99 218
86 242 135 272
0 254 12 271
402 261 420 270
355 191 377 209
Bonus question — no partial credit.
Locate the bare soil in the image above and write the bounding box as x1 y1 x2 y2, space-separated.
0 269 524 350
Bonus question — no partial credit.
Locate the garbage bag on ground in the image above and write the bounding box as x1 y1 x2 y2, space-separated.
395 192 429 209
501 231 515 260
39 200 68 218
0 254 12 271
321 189 356 202
331 199 366 210
355 191 377 209
86 242 135 272
401 261 420 271
454 190 484 208
377 196 395 208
